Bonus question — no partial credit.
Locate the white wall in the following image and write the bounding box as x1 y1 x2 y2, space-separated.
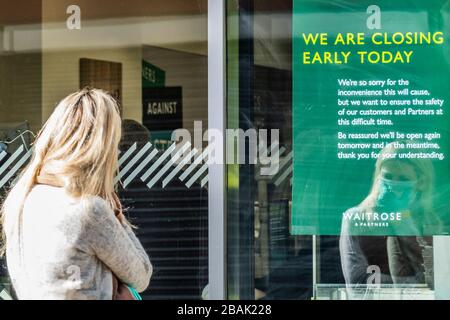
41 15 207 127
42 45 208 132
42 47 142 123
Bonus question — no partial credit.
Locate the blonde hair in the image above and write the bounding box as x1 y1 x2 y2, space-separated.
360 141 439 230
1 88 123 256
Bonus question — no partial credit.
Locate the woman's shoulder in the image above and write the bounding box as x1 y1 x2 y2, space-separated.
27 187 112 223
53 195 116 234
79 195 113 218
342 206 367 220
28 186 107 210
340 205 368 234
24 184 69 211
344 206 365 214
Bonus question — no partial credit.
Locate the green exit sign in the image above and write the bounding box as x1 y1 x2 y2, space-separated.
142 60 166 88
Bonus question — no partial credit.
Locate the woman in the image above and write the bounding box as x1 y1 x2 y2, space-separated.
340 141 438 297
0 88 152 299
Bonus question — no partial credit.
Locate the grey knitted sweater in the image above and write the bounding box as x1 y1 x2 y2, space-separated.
6 185 152 300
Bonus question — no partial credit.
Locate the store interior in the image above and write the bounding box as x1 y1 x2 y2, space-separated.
0 0 209 300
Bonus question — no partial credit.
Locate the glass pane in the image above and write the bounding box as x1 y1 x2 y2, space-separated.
1 0 208 300
226 0 450 300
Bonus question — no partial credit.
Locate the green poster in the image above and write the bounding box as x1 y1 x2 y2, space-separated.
142 60 166 88
292 0 450 236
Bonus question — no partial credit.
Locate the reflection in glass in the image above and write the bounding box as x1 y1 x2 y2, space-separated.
340 141 437 298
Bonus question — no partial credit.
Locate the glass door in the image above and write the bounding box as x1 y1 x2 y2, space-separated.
1 0 209 300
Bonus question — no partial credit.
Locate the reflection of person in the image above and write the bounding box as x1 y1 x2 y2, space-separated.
120 119 150 151
340 141 438 296
0 88 152 299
